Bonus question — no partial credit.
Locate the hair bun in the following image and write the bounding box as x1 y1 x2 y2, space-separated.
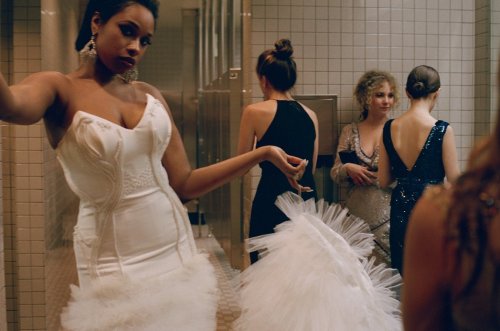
410 81 427 98
413 81 425 91
413 82 427 95
406 65 441 99
274 39 293 60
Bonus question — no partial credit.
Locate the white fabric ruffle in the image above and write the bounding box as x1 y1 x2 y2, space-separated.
235 192 402 331
60 253 218 331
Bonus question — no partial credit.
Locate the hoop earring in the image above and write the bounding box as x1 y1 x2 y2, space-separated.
119 67 139 84
79 34 97 62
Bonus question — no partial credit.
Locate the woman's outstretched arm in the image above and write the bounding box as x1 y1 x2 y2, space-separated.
442 126 460 183
150 89 305 201
0 71 66 125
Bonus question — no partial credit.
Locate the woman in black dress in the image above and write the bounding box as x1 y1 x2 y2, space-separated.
237 39 318 264
403 63 500 331
379 65 460 274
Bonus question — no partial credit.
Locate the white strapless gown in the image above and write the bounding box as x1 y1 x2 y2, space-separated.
56 94 217 331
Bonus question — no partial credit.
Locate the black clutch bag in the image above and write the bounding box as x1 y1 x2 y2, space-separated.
338 150 360 164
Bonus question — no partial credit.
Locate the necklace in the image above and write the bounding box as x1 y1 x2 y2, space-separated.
117 67 138 84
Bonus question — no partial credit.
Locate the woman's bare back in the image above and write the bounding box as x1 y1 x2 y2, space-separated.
389 113 437 170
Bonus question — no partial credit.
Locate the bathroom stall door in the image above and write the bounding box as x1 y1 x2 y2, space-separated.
294 95 339 203
198 0 244 269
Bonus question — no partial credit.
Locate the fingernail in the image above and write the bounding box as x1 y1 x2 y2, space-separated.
303 188 313 192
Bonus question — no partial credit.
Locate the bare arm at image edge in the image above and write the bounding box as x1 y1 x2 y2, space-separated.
442 126 460 183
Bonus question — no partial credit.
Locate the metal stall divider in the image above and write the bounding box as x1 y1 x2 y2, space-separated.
294 95 339 203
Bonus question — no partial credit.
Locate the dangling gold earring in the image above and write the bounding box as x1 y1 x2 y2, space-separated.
79 34 97 62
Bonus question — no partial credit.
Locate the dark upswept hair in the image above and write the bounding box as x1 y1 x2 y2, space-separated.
353 70 400 120
405 65 441 99
256 38 297 92
445 64 500 301
75 0 160 51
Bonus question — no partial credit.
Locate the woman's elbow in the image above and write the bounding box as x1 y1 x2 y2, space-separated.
173 185 193 202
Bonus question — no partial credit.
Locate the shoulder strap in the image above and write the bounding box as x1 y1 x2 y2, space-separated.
382 119 395 153
434 120 449 135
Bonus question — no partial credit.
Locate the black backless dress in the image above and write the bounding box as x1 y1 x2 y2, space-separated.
249 100 317 263
383 119 449 274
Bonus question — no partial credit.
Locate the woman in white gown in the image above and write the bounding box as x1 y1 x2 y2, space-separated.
0 1 307 330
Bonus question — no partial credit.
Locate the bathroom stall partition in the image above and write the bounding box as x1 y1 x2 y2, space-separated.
197 0 246 269
197 70 243 267
294 95 339 203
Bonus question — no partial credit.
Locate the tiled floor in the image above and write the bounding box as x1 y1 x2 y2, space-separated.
46 234 241 330
46 244 77 331
196 237 242 330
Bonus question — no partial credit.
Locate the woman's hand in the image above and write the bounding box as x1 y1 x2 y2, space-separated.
264 146 311 192
345 163 377 186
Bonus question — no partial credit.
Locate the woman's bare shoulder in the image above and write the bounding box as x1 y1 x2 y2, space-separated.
242 100 276 117
131 81 167 102
21 71 71 88
340 122 355 133
132 80 160 96
247 100 275 110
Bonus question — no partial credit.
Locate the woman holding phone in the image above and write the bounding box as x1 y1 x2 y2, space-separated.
331 70 400 266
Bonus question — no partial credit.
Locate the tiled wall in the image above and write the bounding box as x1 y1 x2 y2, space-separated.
474 0 500 140
0 1 11 329
1 0 80 330
490 0 500 124
1 1 17 329
6 2 45 329
251 0 477 167
247 0 500 204
474 0 491 140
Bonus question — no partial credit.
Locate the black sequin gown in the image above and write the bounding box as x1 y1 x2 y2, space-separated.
249 100 317 263
382 119 449 274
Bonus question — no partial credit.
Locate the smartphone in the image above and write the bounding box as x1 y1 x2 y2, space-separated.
338 150 360 164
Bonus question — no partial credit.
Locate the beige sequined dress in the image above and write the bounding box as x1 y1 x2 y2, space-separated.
331 122 392 265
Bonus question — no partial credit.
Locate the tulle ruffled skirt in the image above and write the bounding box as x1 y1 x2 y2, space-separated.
235 192 402 331
60 253 218 331
59 192 401 331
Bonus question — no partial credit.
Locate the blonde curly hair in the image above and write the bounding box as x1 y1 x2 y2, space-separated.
353 70 400 120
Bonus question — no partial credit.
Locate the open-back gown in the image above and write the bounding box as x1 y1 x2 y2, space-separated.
383 119 449 274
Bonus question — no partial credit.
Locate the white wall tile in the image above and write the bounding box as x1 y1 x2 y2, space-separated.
249 0 493 197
